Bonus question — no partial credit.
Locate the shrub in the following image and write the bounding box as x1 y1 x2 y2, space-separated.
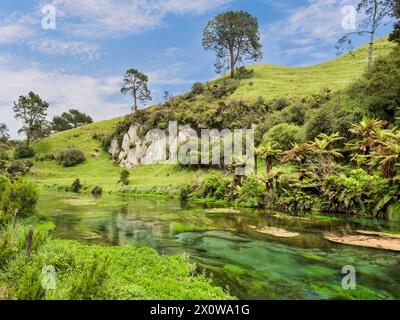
305 109 334 141
262 123 304 151
235 176 266 207
194 175 231 200
57 149 86 167
0 175 11 195
118 170 130 186
191 82 204 95
14 146 35 159
1 179 38 221
272 98 290 111
6 160 31 178
70 179 83 193
283 104 306 126
0 151 9 161
91 186 103 197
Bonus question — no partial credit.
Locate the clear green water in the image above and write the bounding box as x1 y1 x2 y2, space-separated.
38 192 400 300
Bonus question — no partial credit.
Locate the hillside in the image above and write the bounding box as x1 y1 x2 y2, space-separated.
224 37 395 101
30 37 395 192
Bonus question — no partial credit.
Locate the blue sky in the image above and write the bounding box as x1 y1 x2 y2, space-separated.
0 0 395 138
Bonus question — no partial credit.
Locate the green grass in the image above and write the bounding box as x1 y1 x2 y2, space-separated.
224 37 395 101
31 117 211 192
1 216 233 300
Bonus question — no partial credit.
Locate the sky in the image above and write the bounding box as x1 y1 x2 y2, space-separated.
0 0 396 138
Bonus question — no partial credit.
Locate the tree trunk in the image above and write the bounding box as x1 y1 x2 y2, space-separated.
266 157 272 174
230 51 235 79
26 128 31 147
368 31 375 66
254 155 258 176
26 226 33 258
133 94 138 112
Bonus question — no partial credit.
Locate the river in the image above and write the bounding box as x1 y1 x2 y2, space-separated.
38 192 400 300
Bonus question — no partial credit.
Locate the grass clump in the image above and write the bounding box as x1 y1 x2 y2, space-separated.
3 240 234 300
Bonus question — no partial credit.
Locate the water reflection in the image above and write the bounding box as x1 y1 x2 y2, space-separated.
38 192 400 300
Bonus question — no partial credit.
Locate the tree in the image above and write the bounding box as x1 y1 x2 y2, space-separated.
337 0 396 66
202 11 263 79
0 123 9 142
52 109 93 132
121 69 152 112
389 0 400 44
13 91 49 146
256 142 282 174
163 91 170 102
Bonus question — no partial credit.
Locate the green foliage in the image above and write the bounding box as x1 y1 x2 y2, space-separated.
202 10 262 78
70 179 83 193
4 160 31 178
321 169 390 215
348 48 400 123
194 175 231 200
191 82 204 95
0 123 9 142
121 68 152 112
52 109 93 132
13 91 49 146
91 186 103 197
14 146 35 159
263 123 304 151
235 176 265 207
306 109 335 141
1 179 38 223
4 240 233 300
57 149 86 167
118 169 130 186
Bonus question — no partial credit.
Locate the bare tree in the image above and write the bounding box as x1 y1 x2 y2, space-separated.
337 0 396 66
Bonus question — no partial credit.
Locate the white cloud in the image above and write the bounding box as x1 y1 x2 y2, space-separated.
28 39 100 60
0 14 35 44
261 0 358 65
0 54 127 138
45 0 234 38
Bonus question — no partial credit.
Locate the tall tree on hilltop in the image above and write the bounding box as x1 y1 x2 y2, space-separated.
337 0 396 66
389 0 400 44
52 109 93 132
121 68 152 112
202 11 263 79
0 123 9 142
13 91 49 146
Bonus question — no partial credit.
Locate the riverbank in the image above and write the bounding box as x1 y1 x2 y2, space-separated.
0 208 233 300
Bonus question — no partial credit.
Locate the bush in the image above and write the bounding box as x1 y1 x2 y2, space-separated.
235 176 266 207
272 98 290 111
194 175 231 200
6 160 31 178
118 170 130 186
191 82 204 95
262 123 304 151
0 175 11 195
91 186 103 197
57 149 86 167
0 151 9 161
70 179 82 193
1 179 38 222
14 146 35 159
305 109 334 141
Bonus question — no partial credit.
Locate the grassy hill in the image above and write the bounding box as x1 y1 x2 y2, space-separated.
31 117 207 192
30 37 395 193
224 37 395 101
